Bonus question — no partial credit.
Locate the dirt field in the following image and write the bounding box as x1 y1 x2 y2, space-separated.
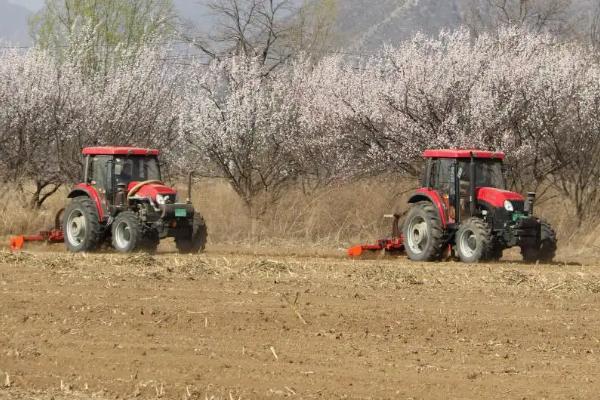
1 246 600 399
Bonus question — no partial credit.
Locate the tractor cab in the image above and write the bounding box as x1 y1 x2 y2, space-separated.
421 149 510 224
82 147 172 207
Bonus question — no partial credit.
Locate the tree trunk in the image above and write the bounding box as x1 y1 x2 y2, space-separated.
29 181 61 209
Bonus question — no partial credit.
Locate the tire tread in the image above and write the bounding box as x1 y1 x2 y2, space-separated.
402 201 446 262
63 196 102 252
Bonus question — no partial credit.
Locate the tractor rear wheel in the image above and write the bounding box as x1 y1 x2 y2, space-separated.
175 214 208 254
402 201 445 262
63 197 102 252
521 221 557 263
111 211 142 253
455 218 493 263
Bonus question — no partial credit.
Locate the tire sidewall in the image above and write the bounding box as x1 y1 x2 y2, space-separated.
111 212 141 253
456 220 487 263
63 198 99 252
402 204 442 262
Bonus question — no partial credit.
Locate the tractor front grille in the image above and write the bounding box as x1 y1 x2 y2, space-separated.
512 200 525 212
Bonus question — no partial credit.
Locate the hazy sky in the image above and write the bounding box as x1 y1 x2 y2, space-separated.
8 0 44 12
0 0 216 45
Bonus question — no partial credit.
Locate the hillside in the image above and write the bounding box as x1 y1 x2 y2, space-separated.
0 0 32 45
2 0 598 50
332 0 463 50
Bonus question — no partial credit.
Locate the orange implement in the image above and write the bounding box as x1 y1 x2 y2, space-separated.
347 237 405 258
10 235 41 251
9 230 64 251
347 214 405 258
9 235 26 251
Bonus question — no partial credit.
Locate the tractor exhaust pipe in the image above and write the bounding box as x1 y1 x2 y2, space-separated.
525 192 536 215
186 172 194 204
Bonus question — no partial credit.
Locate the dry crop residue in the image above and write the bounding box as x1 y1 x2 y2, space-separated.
1 251 600 399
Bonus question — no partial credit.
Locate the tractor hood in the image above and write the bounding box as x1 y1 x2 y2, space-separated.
476 187 524 208
127 181 177 200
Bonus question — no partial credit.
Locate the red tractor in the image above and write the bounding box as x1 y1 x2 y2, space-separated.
350 149 557 263
61 146 207 253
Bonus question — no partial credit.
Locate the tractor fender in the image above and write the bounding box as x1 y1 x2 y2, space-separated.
67 184 106 221
408 189 448 227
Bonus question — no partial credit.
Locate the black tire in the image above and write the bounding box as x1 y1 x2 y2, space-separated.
139 229 160 254
175 214 208 254
521 221 557 263
487 240 504 261
402 201 445 262
111 211 142 253
455 218 493 263
63 197 102 252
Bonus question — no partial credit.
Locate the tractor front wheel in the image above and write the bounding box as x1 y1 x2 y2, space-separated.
455 218 493 263
111 211 142 253
175 214 208 254
139 230 160 254
521 221 557 263
64 197 102 252
402 201 445 262
487 241 504 261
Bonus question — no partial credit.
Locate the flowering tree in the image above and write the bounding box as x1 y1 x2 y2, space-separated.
0 47 182 208
0 49 85 208
30 0 176 76
179 56 306 218
1 25 599 224
78 49 182 154
499 38 600 222
301 27 600 223
302 29 519 178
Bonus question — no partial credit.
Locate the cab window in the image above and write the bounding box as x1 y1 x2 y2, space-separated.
89 155 111 188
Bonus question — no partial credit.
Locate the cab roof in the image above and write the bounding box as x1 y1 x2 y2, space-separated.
423 149 505 160
82 146 159 156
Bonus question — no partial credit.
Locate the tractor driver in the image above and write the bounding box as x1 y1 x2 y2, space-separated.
115 159 133 185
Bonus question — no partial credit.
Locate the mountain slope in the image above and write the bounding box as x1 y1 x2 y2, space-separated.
0 0 32 45
332 0 463 50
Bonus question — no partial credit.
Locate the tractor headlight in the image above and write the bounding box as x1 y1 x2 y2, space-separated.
504 200 514 212
156 194 168 205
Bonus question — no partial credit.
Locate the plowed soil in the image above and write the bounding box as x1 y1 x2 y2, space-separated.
1 248 600 399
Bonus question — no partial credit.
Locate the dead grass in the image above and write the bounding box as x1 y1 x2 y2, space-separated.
1 177 598 258
0 184 68 236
